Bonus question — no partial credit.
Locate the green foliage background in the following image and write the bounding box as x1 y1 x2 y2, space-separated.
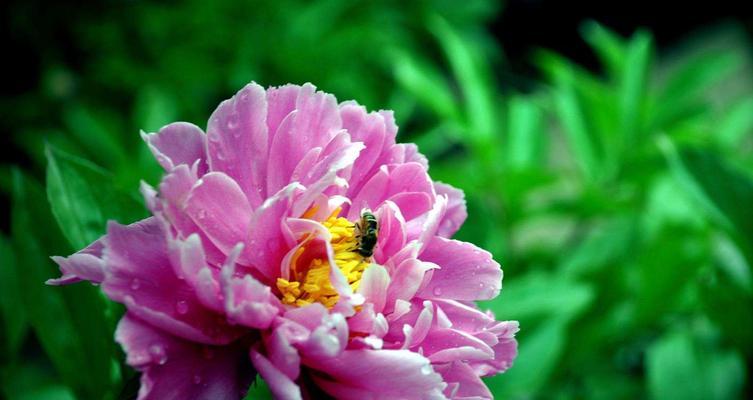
2 0 752 398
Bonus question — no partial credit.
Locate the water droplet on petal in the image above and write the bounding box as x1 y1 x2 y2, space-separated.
149 345 168 365
175 300 189 315
130 279 141 290
197 209 207 219
432 287 443 296
421 364 433 375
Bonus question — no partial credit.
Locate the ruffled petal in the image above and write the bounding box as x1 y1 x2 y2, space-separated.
244 183 303 279
339 103 387 193
48 238 105 285
310 349 447 400
435 361 492 400
102 218 241 344
417 236 502 301
206 82 269 208
221 251 281 329
143 122 208 175
250 349 302 400
155 165 225 265
434 182 467 238
184 172 252 256
348 162 434 221
356 264 390 313
116 313 251 400
267 83 342 195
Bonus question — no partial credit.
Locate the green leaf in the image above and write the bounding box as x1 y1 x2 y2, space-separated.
243 375 274 400
618 29 652 145
12 169 119 399
717 97 753 148
646 331 745 400
46 145 146 250
486 270 594 323
561 216 635 278
652 51 741 129
485 318 568 397
0 235 28 359
505 96 544 169
552 67 599 180
581 21 626 77
660 137 753 259
62 104 127 165
429 15 496 146
392 51 459 120
1 362 76 400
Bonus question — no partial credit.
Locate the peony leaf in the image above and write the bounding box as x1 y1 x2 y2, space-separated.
46 145 146 250
12 169 119 399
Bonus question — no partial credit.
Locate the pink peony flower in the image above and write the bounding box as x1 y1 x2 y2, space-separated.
50 83 518 400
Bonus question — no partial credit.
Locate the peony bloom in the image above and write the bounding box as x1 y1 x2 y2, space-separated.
50 83 518 399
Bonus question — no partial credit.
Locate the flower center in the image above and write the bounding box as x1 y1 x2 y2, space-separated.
276 209 371 308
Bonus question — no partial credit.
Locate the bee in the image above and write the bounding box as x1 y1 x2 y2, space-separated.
355 211 378 258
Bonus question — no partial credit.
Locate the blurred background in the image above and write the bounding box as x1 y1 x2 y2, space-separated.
2 0 753 399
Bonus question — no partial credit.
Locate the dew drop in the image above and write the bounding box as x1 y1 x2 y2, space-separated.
227 114 239 130
130 279 141 290
421 364 433 375
149 345 168 365
175 300 189 315
432 287 443 296
197 209 207 219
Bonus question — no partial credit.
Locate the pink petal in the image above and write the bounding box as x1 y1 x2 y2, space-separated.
417 236 502 301
309 349 446 400
385 258 436 312
250 349 303 400
184 172 252 256
472 321 519 376
221 262 281 330
339 104 387 193
434 182 467 238
143 122 208 175
422 329 494 363
348 162 434 221
206 82 269 208
356 264 390 313
244 183 303 279
156 165 225 265
102 218 240 344
168 234 222 312
48 238 105 285
267 84 341 194
115 313 250 400
434 361 492 400
373 201 406 264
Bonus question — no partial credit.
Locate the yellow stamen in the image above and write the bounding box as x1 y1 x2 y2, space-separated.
276 208 370 308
